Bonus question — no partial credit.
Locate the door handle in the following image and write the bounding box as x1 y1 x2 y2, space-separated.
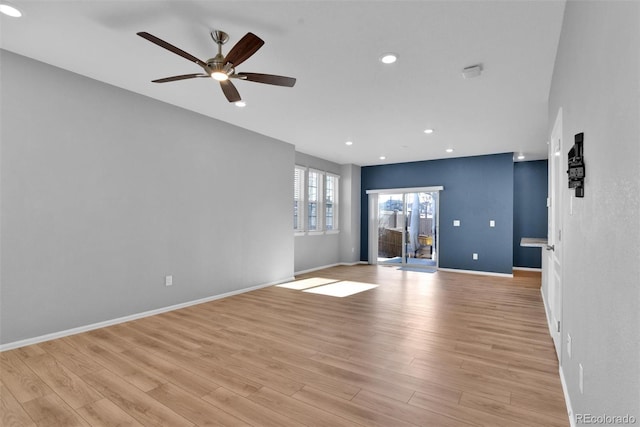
546 244 555 251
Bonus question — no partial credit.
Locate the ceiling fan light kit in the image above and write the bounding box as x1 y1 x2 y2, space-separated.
137 29 296 103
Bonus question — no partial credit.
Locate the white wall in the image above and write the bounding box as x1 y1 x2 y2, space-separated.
0 51 295 345
548 1 639 421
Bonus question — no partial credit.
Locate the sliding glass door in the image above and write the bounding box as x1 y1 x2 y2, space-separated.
404 192 437 267
369 187 441 269
377 193 405 263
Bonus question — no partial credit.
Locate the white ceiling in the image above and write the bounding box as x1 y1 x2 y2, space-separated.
1 0 565 166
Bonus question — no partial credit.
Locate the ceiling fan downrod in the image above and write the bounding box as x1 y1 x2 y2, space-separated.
208 30 233 78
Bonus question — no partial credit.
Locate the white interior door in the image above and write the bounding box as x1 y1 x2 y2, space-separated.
547 109 564 358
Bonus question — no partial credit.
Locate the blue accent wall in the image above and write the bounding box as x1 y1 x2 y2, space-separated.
361 153 514 274
513 160 548 268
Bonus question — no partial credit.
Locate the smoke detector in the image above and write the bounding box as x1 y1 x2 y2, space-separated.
462 64 483 79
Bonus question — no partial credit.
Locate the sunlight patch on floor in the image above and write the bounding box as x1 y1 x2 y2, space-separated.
277 277 338 290
302 281 378 297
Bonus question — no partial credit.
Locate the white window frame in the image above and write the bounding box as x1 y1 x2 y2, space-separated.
294 165 306 235
293 166 340 235
307 169 324 233
325 173 339 233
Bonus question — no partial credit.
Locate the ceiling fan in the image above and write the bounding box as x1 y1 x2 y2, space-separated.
137 30 296 103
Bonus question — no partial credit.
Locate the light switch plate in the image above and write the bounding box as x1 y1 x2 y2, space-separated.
490 220 495 227
453 220 461 227
165 275 173 286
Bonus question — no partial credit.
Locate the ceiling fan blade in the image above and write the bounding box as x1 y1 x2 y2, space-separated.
152 73 209 83
236 72 296 87
224 32 264 68
220 80 241 103
137 31 209 70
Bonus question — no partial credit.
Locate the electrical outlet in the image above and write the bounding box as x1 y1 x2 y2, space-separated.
472 253 478 260
453 220 461 227
165 275 173 287
579 363 584 394
567 333 572 358
489 220 495 227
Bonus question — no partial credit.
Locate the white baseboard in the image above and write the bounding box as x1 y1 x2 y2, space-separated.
438 267 513 278
0 277 294 352
294 261 362 276
295 263 341 275
541 289 574 427
513 266 542 272
340 261 365 267
560 365 575 427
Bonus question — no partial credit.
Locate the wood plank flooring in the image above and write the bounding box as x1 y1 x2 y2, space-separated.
1 265 569 426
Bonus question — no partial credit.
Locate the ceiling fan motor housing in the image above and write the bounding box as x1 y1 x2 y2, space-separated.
207 54 233 74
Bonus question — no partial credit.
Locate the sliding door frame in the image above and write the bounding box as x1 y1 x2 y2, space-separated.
367 186 444 267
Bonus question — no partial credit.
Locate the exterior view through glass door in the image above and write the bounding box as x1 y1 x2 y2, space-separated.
377 191 438 268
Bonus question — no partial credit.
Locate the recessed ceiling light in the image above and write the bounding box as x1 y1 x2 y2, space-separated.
424 129 434 134
379 155 386 160
446 148 454 153
235 101 246 107
0 3 22 17
345 141 353 146
517 154 525 160
380 53 397 64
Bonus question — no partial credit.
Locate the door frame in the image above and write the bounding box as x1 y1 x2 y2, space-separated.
367 186 443 267
547 108 564 359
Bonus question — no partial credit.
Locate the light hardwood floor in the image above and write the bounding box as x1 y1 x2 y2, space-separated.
1 265 568 426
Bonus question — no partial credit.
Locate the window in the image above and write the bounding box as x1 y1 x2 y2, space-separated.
307 169 323 231
294 166 339 234
325 174 339 230
293 166 305 231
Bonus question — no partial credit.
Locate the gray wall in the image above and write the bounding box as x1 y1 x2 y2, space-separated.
548 1 639 421
289 152 360 272
339 163 361 264
1 51 295 345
